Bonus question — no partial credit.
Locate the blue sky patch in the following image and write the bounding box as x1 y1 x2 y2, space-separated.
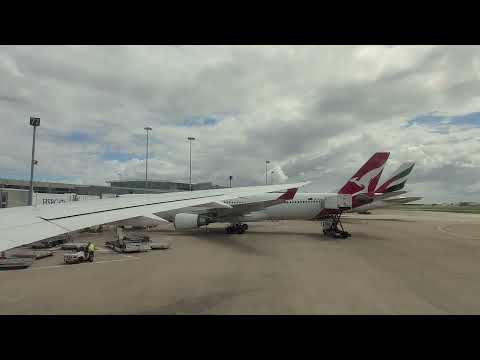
406 112 480 129
448 112 480 126
101 151 137 162
36 175 81 183
64 131 95 143
182 116 222 127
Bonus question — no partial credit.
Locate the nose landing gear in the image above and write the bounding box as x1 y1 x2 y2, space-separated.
226 223 248 234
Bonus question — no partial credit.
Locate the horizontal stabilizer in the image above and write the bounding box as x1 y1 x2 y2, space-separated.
373 190 407 201
383 196 423 204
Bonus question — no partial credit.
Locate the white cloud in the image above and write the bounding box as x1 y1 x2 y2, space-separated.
0 45 479 202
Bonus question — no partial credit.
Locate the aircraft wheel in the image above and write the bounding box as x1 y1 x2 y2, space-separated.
237 227 245 234
241 224 248 231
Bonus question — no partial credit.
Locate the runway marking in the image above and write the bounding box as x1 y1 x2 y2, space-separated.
93 257 140 264
436 224 479 241
118 253 141 259
9 256 141 272
25 264 66 271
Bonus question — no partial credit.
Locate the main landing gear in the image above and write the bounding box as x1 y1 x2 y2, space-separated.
322 212 351 239
226 223 248 234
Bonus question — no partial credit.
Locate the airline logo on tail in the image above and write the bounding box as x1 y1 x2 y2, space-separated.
348 165 386 196
338 152 390 197
376 162 415 194
313 152 390 219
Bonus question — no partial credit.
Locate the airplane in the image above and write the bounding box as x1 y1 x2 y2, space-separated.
163 153 389 237
236 157 420 237
238 152 390 237
350 162 422 213
0 182 309 253
243 154 421 236
152 153 421 239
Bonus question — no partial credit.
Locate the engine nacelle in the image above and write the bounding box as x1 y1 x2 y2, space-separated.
174 213 210 230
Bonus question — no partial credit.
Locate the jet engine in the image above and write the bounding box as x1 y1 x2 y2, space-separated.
174 213 210 230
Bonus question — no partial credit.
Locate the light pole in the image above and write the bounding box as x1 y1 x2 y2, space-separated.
229 175 233 188
265 160 270 185
188 137 196 191
144 127 152 192
29 117 40 206
270 170 275 185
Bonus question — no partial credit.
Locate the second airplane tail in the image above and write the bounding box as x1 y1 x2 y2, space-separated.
376 162 415 194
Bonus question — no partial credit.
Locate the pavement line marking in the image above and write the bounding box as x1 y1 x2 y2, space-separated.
118 253 141 259
436 224 479 240
93 258 140 264
25 264 66 271
7 257 141 272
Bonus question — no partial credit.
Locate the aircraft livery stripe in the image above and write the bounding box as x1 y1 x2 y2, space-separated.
377 164 414 192
384 181 407 193
387 164 414 184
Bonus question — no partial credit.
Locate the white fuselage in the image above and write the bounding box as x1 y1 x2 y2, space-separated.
224 193 337 222
224 192 416 223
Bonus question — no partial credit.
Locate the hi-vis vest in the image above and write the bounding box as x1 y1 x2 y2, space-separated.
88 243 95 252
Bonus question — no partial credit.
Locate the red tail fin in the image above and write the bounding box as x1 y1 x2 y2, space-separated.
277 187 298 200
338 152 390 196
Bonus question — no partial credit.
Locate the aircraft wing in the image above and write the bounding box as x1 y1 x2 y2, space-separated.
165 188 300 220
0 182 309 252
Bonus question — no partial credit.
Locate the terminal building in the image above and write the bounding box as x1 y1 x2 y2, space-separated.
107 180 223 192
0 178 225 208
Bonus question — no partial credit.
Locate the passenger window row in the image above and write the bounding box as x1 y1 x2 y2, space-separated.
227 199 323 204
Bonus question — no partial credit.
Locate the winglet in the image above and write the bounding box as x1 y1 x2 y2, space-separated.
277 187 298 200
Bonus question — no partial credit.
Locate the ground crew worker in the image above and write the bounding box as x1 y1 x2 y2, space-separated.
87 242 95 262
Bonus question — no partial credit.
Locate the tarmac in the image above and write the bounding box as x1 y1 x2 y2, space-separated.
1 209 480 314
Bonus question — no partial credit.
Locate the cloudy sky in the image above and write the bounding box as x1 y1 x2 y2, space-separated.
1 45 479 203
